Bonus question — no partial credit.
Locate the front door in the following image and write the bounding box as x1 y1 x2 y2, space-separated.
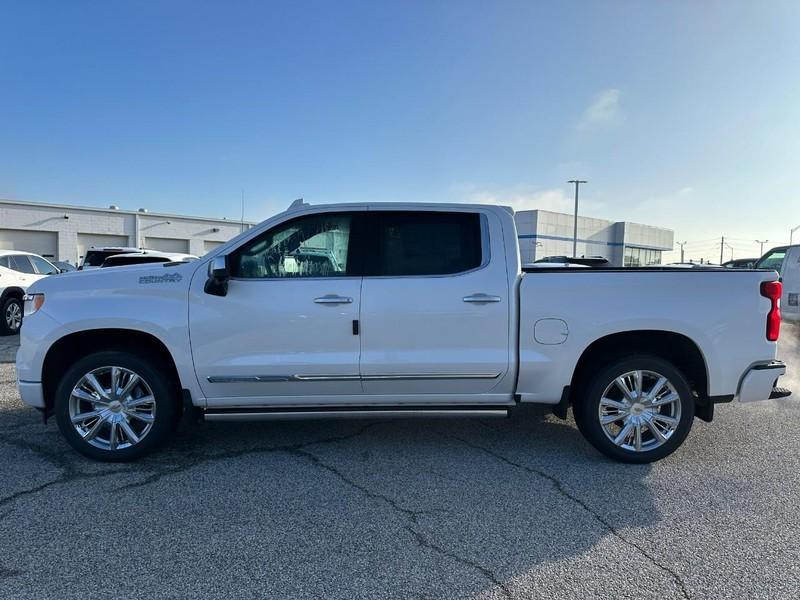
190 211 364 406
358 209 511 399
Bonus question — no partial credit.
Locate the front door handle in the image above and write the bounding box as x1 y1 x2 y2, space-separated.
463 293 502 303
314 295 353 304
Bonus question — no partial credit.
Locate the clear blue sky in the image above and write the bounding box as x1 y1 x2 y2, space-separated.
2 1 799 261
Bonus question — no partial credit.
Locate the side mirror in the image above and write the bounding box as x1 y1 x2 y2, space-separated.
204 255 230 297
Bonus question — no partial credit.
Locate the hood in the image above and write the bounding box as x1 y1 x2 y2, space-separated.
27 259 202 296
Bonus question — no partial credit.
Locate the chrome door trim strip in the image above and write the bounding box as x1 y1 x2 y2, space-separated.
361 373 501 380
207 372 501 383
206 374 360 383
205 409 509 422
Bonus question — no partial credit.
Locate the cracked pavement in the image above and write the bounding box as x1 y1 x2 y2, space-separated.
1 334 800 599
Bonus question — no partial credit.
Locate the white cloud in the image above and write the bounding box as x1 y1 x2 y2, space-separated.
464 185 604 214
577 88 622 130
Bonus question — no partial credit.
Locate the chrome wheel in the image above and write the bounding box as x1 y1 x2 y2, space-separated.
68 366 156 451
598 370 681 453
5 301 21 331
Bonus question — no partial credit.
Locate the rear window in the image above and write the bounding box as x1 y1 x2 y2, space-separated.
366 211 483 276
102 256 169 267
84 250 126 267
756 248 787 272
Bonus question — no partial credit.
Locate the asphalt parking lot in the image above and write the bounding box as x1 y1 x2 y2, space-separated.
1 334 800 599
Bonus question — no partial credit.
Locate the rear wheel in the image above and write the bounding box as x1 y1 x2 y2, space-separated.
1 297 23 336
55 351 177 461
574 355 695 463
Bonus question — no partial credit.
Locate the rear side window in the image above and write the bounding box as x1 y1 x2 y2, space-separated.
366 211 483 276
9 254 35 273
0 256 9 268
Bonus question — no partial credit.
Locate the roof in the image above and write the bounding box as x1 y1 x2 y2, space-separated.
0 249 39 257
0 198 257 225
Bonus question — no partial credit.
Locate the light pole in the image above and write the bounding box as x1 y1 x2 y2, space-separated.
755 239 768 256
791 225 800 245
568 180 587 257
677 241 687 263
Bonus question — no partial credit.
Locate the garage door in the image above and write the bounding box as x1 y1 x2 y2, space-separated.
0 229 59 259
145 237 189 253
77 234 131 261
203 240 224 254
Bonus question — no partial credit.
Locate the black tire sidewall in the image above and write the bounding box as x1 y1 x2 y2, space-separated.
1 297 22 335
575 354 695 463
55 351 176 462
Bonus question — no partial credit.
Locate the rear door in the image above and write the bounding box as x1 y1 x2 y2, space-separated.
358 209 511 398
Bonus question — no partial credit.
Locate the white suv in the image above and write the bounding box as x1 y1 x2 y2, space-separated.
0 250 60 335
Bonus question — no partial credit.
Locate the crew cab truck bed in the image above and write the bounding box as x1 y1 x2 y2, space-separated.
16 201 789 463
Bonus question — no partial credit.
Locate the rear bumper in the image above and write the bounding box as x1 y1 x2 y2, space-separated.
737 361 788 403
17 379 45 408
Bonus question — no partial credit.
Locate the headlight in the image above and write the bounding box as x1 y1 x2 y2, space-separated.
23 293 45 317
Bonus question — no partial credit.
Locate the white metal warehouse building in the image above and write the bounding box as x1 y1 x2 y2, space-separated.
0 199 253 265
515 209 674 267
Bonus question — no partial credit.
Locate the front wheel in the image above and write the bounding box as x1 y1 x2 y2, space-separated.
1 297 23 336
55 351 178 461
574 355 695 463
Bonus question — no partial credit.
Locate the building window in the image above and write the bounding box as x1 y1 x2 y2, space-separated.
624 247 662 267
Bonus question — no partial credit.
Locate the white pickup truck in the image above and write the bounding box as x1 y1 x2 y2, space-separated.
16 201 790 463
755 245 800 323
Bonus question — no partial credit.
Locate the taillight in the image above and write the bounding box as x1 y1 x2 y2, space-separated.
760 280 782 341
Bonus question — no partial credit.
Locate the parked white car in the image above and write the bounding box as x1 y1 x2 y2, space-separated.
16 201 790 462
755 245 800 323
0 250 60 335
79 246 141 270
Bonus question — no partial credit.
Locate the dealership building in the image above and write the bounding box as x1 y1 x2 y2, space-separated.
1 199 673 268
515 209 674 267
0 199 254 265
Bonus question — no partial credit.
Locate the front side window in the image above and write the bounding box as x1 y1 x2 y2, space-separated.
366 211 482 276
28 255 59 275
9 254 35 273
231 213 354 278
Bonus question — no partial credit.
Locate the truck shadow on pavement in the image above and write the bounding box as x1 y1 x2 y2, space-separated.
1 391 685 599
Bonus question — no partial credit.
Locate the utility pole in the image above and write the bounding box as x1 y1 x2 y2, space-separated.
719 236 725 265
677 241 687 263
725 242 734 261
568 180 587 257
755 239 768 255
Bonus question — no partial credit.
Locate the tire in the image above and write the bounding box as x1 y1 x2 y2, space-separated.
55 351 178 461
573 354 695 463
1 297 23 336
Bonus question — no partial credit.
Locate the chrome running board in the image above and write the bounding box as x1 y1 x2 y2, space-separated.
204 406 509 422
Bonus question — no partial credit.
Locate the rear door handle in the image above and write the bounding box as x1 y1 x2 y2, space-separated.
463 293 502 303
314 295 353 304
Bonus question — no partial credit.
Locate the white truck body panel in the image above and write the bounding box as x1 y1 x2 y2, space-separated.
516 269 778 403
